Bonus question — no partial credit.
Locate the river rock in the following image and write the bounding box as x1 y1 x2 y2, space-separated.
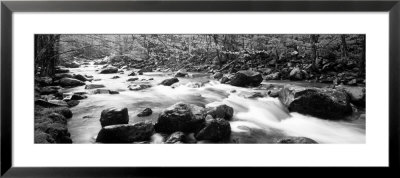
160 78 179 86
59 78 85 87
246 92 266 99
54 73 74 80
35 77 53 86
96 122 154 143
279 85 352 120
213 72 223 79
137 108 152 117
268 89 281 98
51 107 73 119
205 104 234 121
265 72 281 80
100 66 118 74
99 107 129 127
35 99 69 108
289 67 307 80
228 70 263 87
64 61 80 68
93 89 110 94
111 76 120 79
67 100 80 107
128 84 152 91
165 131 186 144
85 84 105 89
39 86 61 95
195 117 231 142
70 94 87 100
346 79 358 86
155 102 206 134
109 90 119 94
220 76 230 84
127 77 139 81
277 136 318 144
55 68 69 73
128 71 136 76
73 74 91 82
336 85 366 107
174 69 188 77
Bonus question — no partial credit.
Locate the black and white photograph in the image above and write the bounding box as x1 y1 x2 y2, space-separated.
34 34 366 144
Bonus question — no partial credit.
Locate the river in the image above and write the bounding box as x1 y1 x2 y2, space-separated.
62 63 365 144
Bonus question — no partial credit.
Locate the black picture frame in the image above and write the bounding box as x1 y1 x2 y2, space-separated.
1 0 399 177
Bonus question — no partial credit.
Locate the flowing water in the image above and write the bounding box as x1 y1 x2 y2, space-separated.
64 63 366 144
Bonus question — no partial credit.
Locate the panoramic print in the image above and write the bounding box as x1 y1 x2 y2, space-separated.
34 34 366 144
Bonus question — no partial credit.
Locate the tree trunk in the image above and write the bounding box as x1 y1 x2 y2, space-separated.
310 34 319 70
34 34 60 77
212 35 222 68
360 35 366 75
341 34 348 62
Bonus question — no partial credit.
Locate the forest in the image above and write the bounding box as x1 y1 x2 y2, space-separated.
34 34 366 144
35 34 365 85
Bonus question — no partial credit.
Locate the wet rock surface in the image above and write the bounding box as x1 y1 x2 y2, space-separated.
96 122 154 143
279 85 352 120
99 107 129 127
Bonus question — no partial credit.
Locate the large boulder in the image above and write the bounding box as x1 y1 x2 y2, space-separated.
154 102 205 134
205 104 234 121
59 78 85 87
99 107 129 127
67 100 80 107
195 117 231 142
277 136 318 144
279 86 352 120
160 78 179 86
100 66 118 74
96 122 154 143
228 70 263 87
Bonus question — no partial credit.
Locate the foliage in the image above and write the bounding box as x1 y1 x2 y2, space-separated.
35 34 366 77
